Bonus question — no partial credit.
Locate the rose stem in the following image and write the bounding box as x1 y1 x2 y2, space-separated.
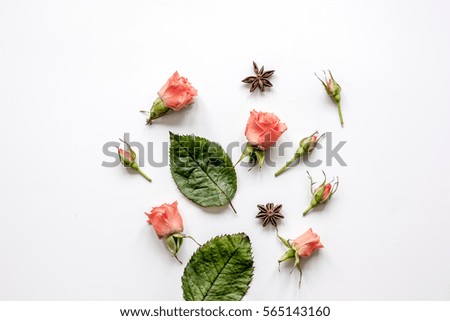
173 254 182 264
337 103 344 127
303 205 313 216
136 167 152 182
274 155 300 177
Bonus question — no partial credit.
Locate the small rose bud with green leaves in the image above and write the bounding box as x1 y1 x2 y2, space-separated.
145 201 200 263
316 70 344 127
274 131 325 177
117 138 152 182
303 171 339 215
278 228 324 287
118 148 135 167
141 71 197 125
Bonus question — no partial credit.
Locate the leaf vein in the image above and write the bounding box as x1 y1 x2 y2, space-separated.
177 141 232 204
201 236 245 301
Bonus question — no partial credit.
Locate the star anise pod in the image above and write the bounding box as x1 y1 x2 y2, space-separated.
242 61 275 92
256 203 284 227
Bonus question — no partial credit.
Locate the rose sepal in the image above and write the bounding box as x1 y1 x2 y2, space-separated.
143 97 173 125
164 233 184 255
235 143 265 170
164 233 201 264
278 248 296 263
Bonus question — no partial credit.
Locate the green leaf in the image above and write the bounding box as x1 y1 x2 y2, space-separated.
182 233 254 301
169 132 237 212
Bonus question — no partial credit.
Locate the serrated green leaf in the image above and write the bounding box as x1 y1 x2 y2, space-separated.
169 132 237 212
182 233 254 301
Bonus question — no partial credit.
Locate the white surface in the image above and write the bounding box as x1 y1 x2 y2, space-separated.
1 0 449 300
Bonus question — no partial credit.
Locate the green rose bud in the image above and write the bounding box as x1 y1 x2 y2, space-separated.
275 131 325 177
117 138 152 182
316 70 344 127
303 171 339 215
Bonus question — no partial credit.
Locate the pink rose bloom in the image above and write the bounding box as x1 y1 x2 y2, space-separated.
245 110 287 150
292 228 324 258
157 71 198 111
145 201 184 239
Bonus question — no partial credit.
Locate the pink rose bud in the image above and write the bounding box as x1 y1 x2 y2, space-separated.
118 148 135 167
145 201 199 263
292 228 324 258
299 132 320 154
316 70 344 127
235 110 287 170
146 201 184 239
245 110 287 150
274 131 325 177
277 229 323 287
142 71 198 125
303 171 339 215
117 138 152 182
158 72 198 111
146 201 184 262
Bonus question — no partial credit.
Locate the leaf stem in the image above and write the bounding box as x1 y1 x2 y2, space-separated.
229 201 237 214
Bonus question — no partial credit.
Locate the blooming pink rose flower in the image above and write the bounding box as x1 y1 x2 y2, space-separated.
145 201 184 239
292 228 324 258
245 110 287 150
157 71 198 111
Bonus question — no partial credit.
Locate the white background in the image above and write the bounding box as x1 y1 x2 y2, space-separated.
1 0 449 300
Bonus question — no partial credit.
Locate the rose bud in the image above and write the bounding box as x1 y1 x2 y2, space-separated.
145 201 199 263
303 171 339 215
235 110 287 170
274 131 325 177
278 228 323 287
292 228 324 257
316 70 344 127
117 138 152 182
141 71 198 125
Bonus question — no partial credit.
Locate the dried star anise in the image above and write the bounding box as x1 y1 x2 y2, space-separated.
242 61 275 92
256 203 284 227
